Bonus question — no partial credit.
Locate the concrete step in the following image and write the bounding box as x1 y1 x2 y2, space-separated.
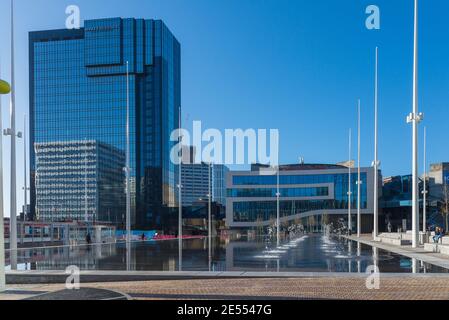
379 236 411 246
427 236 449 245
378 233 401 239
440 245 449 256
424 243 449 256
424 243 439 253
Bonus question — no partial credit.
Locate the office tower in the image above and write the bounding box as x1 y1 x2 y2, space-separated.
181 161 229 207
29 18 181 230
34 140 125 223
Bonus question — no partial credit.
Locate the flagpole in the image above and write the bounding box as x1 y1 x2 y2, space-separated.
408 0 423 248
423 126 427 233
373 47 379 240
125 61 131 243
23 114 27 222
357 100 362 237
84 140 88 224
348 129 352 234
276 165 280 247
178 106 183 271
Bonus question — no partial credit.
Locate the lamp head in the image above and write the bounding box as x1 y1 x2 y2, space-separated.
0 80 11 94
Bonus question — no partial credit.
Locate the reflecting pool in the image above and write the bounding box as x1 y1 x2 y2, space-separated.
5 235 449 273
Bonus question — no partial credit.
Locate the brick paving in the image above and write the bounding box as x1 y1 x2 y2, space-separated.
6 277 449 300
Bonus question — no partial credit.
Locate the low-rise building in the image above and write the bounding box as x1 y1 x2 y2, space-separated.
226 163 377 233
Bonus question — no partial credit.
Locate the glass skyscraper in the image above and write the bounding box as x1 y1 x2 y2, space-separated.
29 18 181 230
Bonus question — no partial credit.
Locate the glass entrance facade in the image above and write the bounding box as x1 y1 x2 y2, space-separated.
226 164 374 229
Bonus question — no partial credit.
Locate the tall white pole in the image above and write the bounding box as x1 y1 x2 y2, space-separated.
276 165 280 247
84 140 88 223
23 114 27 222
357 100 362 237
373 47 379 240
423 126 427 233
348 129 352 233
410 0 422 248
0 66 6 292
178 106 182 271
9 0 17 269
125 61 131 243
208 162 212 271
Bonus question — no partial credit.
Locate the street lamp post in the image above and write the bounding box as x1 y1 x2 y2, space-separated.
0 76 11 292
4 0 18 270
407 0 423 248
357 100 362 237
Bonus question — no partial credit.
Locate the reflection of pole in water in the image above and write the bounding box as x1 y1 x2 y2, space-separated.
372 247 378 269
177 234 182 272
348 240 353 272
357 242 362 273
277 259 280 273
412 258 418 274
126 240 131 271
420 260 426 274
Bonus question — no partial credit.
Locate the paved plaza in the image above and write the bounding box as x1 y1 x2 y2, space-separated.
2 275 449 300
345 235 449 270
2 235 449 300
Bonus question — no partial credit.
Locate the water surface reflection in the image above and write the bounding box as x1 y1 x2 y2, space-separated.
5 235 448 273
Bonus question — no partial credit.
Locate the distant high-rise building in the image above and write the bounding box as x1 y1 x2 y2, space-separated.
428 163 449 202
429 163 449 185
182 146 196 165
181 162 229 207
34 140 125 223
29 18 181 230
213 164 229 206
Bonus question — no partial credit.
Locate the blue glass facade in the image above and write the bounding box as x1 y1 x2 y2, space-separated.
227 166 373 227
29 18 181 230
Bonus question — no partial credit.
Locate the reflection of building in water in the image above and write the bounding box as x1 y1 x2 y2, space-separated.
35 140 125 225
226 164 376 233
29 243 118 271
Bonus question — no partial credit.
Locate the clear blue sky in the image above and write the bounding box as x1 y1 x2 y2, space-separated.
0 0 448 217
